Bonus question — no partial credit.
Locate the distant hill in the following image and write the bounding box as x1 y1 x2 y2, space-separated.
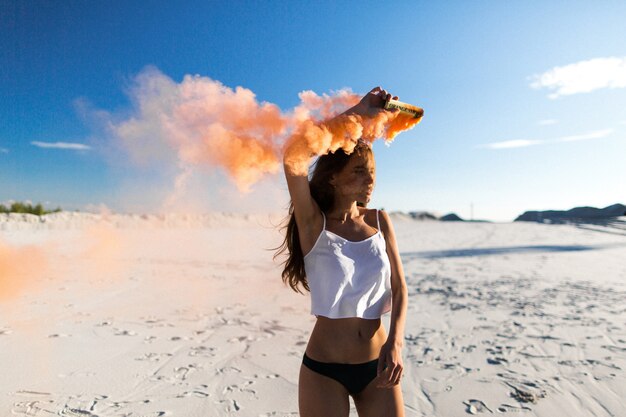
514 203 626 223
388 211 439 222
389 211 494 222
408 211 438 221
440 213 464 221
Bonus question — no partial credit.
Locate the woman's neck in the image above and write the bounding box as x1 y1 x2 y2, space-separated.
326 201 360 223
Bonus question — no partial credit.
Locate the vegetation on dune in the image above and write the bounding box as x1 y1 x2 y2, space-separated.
0 202 62 215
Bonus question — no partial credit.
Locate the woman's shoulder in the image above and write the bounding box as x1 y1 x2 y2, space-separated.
359 206 392 229
359 206 388 216
371 208 395 233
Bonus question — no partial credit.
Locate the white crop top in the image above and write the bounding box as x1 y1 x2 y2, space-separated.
303 209 392 319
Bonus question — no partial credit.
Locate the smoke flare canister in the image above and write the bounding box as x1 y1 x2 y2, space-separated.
384 98 424 119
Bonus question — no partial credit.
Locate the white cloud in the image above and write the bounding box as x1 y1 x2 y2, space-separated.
0 147 8 153
482 139 542 149
530 57 626 98
554 128 614 143
538 119 558 126
31 141 91 150
480 128 614 150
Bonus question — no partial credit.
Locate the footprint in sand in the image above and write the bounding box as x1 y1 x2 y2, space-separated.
0 327 12 335
135 352 173 362
504 382 546 403
58 406 99 416
223 379 257 396
227 335 256 343
189 345 216 357
48 333 72 338
601 344 626 353
174 364 201 380
113 328 138 336
178 384 210 398
487 357 509 365
497 403 531 413
216 366 243 376
215 399 242 412
11 391 55 415
12 400 55 416
14 390 53 396
247 373 279 380
463 399 493 414
142 316 165 326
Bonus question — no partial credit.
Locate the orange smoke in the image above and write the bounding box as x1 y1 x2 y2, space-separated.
110 68 423 196
78 221 128 283
162 76 289 191
387 113 424 141
0 240 48 301
0 215 128 301
283 103 423 175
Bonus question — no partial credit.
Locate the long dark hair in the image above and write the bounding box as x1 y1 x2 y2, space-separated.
274 143 373 293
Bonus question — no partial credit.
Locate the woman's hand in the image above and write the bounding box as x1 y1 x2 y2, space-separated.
344 86 399 119
376 339 404 388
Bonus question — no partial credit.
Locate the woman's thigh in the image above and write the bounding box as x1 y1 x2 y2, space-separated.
353 381 404 417
299 363 350 417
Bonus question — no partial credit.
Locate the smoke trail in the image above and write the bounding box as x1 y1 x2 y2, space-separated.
0 240 48 301
387 112 423 141
78 220 128 283
104 67 422 201
0 213 129 302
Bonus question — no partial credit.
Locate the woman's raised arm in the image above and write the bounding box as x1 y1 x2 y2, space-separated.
282 87 398 252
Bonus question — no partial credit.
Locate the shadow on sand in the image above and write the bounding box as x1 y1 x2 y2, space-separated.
401 242 626 259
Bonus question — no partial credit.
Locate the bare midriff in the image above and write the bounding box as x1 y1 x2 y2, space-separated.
305 316 387 364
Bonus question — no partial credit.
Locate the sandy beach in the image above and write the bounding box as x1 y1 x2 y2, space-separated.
1 213 626 416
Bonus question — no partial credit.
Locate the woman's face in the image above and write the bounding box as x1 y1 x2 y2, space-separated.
330 151 376 204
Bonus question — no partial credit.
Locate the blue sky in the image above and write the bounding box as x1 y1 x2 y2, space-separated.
1 1 625 221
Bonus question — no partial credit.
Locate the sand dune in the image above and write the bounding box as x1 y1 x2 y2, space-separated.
1 213 625 416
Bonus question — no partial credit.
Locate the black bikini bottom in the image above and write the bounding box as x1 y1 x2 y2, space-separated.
302 353 379 395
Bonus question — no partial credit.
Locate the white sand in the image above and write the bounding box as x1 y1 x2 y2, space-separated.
1 213 626 416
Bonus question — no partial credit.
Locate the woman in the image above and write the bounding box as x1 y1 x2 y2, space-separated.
277 87 408 416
